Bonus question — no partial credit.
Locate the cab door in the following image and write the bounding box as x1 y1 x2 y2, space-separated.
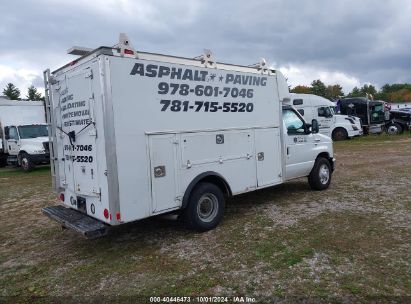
6 126 20 155
317 106 333 136
283 108 316 180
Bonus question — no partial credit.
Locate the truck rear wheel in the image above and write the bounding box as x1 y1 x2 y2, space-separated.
332 128 348 141
183 182 225 232
20 153 35 172
308 158 332 190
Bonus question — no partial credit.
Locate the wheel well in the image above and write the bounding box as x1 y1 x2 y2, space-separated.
182 172 232 209
332 127 347 134
317 152 330 161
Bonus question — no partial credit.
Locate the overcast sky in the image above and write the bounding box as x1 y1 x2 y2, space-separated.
1 0 410 97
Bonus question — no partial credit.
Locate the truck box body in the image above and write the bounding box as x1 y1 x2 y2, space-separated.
46 48 289 225
0 100 46 129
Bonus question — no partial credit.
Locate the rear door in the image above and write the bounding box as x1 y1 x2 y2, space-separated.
58 68 99 196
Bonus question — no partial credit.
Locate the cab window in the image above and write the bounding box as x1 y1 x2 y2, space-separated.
8 126 19 140
283 109 305 134
318 107 332 117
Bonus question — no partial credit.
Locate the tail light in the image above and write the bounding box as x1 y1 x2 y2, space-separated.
59 193 65 202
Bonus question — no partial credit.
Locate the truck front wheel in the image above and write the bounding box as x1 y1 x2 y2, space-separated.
387 123 403 135
20 153 35 172
308 158 332 190
183 182 225 232
332 128 348 141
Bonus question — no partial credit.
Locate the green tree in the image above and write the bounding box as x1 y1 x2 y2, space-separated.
325 84 344 100
290 85 311 94
359 84 377 98
347 86 362 97
26 85 43 101
2 83 20 100
310 79 327 97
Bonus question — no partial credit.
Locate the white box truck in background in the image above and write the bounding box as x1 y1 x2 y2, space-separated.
291 93 363 141
42 34 335 238
0 100 50 171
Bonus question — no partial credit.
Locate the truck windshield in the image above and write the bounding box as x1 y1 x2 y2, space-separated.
18 125 48 139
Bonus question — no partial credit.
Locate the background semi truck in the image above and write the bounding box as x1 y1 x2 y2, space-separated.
0 100 50 171
42 34 335 238
338 97 411 134
291 93 362 141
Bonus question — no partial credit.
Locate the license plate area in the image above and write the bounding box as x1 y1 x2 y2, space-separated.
77 196 87 214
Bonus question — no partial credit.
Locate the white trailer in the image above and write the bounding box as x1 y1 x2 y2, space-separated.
291 93 363 141
0 100 50 170
43 34 335 238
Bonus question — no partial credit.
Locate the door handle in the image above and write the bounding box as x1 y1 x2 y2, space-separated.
315 138 321 142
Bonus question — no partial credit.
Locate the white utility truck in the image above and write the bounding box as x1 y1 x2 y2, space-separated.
0 100 50 171
291 93 362 141
42 34 335 238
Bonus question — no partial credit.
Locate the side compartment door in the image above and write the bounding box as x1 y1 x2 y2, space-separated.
255 128 283 187
148 134 179 213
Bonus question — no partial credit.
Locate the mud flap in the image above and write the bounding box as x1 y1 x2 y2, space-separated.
42 205 108 239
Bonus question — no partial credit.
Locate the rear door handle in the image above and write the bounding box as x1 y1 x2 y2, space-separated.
315 138 321 142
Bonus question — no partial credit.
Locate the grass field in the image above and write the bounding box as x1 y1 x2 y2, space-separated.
1 134 410 302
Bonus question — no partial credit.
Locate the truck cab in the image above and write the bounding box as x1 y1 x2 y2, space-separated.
291 93 362 140
3 124 50 171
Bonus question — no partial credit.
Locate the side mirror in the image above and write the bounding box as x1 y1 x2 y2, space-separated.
4 127 10 140
311 119 319 134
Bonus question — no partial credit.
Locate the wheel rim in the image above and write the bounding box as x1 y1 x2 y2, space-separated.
197 193 218 223
387 125 399 135
21 157 28 170
319 164 330 184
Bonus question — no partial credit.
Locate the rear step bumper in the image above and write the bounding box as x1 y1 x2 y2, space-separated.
42 205 108 239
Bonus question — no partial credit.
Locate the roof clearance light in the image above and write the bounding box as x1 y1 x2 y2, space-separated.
124 49 134 55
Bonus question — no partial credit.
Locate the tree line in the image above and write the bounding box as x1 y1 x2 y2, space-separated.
290 80 411 103
2 83 44 101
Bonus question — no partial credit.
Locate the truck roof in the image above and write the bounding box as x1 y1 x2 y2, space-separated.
53 46 277 77
0 100 44 107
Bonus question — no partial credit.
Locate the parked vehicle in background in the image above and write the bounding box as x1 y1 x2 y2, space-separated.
42 34 335 238
291 93 362 141
387 108 411 134
0 100 50 171
339 97 385 134
339 97 410 134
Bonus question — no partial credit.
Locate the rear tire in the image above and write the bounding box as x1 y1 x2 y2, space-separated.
308 158 332 190
20 153 35 172
182 182 225 232
332 127 348 141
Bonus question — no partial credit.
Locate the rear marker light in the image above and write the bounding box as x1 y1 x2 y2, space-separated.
59 193 65 202
124 49 134 55
103 208 109 219
116 213 121 220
